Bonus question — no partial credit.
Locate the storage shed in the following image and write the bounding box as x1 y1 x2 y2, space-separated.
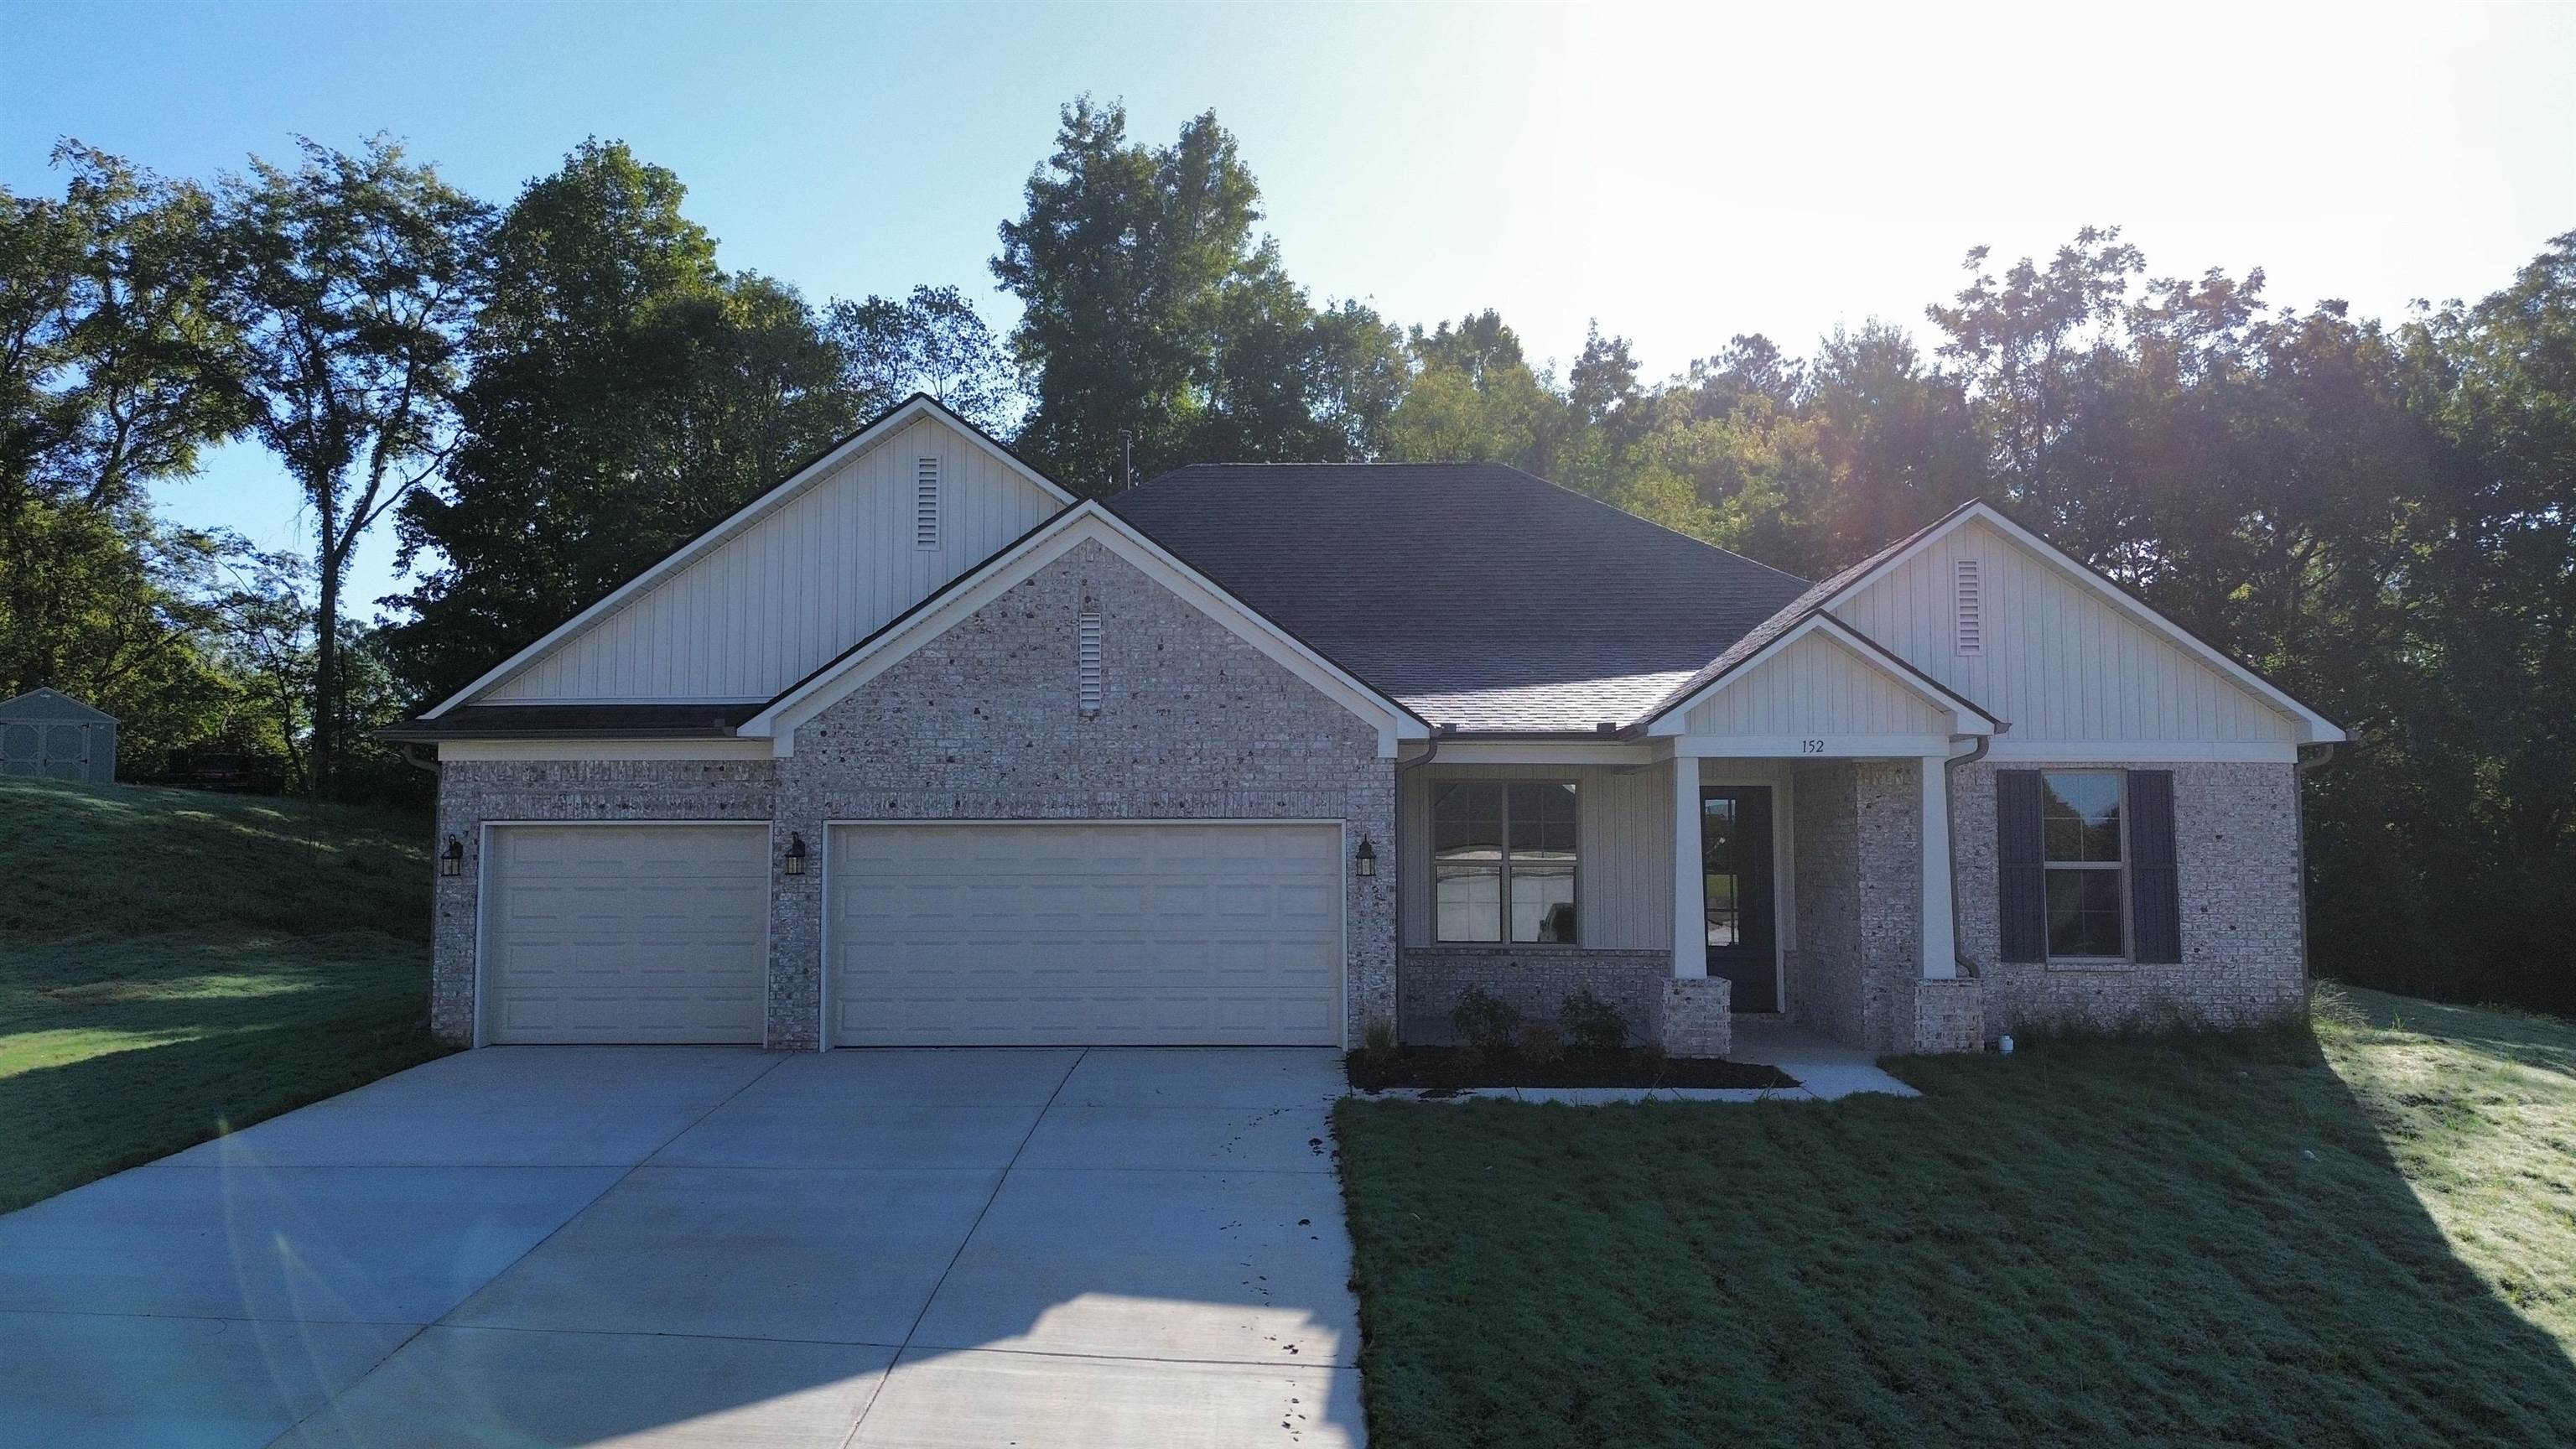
0 688 118 782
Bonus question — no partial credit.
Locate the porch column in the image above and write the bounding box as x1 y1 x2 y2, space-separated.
1920 754 1957 979
1671 756 1706 979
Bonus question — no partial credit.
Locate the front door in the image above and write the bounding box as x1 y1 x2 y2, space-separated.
1701 786 1777 1012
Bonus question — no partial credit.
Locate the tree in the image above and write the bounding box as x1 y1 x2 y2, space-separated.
825 283 1017 429
217 135 490 794
386 141 857 705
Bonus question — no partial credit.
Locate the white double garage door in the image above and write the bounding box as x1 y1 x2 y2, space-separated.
480 820 1344 1046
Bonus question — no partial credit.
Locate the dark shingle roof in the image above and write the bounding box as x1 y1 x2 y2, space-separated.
1109 463 1811 732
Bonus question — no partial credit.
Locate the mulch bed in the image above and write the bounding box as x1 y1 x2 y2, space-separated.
1344 1046 1799 1093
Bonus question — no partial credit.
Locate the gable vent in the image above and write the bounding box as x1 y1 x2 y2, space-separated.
1955 556 1985 656
1077 611 1104 716
913 457 941 549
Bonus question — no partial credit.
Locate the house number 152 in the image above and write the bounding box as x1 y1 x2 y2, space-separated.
1801 739 1826 753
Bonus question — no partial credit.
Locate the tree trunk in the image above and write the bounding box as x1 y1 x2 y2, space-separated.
312 511 340 798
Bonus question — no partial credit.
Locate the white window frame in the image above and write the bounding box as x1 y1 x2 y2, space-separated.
2039 768 2133 965
1431 779 1581 947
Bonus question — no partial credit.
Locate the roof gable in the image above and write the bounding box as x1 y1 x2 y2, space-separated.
0 687 117 722
1829 502 2343 747
1644 611 1997 739
426 395 1076 717
743 501 1430 756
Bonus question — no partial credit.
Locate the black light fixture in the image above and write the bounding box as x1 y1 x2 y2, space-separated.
439 837 464 877
1354 837 1377 878
784 832 808 876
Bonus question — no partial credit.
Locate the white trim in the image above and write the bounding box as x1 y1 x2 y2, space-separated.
1670 759 1706 979
743 503 1427 757
438 740 773 761
1983 740 2301 764
470 818 776 1049
1825 502 2345 744
1919 756 1956 979
423 397 1076 718
1421 740 1664 766
1670 734 1961 759
819 817 1350 1049
1645 611 1998 739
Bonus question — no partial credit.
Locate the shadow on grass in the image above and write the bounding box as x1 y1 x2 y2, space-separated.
1335 1021 2576 1448
0 934 448 1213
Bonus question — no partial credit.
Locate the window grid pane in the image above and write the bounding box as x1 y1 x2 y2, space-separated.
1431 780 1579 943
2046 868 2125 957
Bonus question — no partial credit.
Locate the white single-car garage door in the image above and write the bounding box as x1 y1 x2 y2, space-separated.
481 823 770 1045
828 821 1343 1046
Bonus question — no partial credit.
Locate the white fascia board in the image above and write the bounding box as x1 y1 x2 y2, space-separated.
1422 740 1668 766
1644 612 1999 738
741 502 1427 757
423 397 1075 719
1981 740 2304 764
1669 734 1959 759
1826 502 2346 745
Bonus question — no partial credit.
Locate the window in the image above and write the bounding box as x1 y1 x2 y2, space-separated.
2041 771 2126 958
1432 781 1577 943
914 457 941 548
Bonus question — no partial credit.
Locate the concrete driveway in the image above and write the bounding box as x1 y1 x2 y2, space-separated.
0 1046 1363 1447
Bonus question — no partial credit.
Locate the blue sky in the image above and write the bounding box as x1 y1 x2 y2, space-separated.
5 0 2571 614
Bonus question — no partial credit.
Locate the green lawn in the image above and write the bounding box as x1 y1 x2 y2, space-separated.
1334 986 2576 1447
0 776 449 1212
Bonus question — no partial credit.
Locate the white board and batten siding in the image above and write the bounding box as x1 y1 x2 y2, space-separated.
827 821 1344 1046
1678 631 1951 738
487 418 1062 704
1836 516 2301 747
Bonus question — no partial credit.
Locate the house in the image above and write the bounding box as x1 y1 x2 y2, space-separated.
384 395 2345 1056
0 687 117 782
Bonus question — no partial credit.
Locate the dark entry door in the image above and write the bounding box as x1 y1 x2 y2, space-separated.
1701 786 1777 1012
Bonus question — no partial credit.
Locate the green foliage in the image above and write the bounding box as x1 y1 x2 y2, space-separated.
1335 985 2576 1446
386 139 860 705
1557 989 1629 1053
825 283 1018 429
0 778 442 1210
1513 1021 1565 1067
1447 987 1522 1053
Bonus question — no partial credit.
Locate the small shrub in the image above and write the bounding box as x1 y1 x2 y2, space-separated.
1559 989 1629 1053
1449 987 1523 1054
1362 1015 1398 1055
1516 1022 1566 1067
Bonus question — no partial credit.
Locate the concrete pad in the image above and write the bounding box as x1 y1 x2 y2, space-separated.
164 1047 780 1168
1057 1048 1346 1110
651 1101 1041 1171
746 1048 1078 1107
851 1346 1361 1448
272 1325 891 1448
447 1166 996 1345
0 1310 417 1449
1015 1104 1337 1174
0 1166 621 1324
912 1166 1353 1365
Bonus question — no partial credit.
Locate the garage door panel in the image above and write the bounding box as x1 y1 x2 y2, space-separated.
483 824 768 1045
830 823 1342 1046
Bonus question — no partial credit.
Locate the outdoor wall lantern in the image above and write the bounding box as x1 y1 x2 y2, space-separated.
784 833 809 876
439 837 464 877
1355 837 1377 877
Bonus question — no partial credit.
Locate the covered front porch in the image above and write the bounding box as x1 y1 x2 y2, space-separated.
1394 745 1986 1057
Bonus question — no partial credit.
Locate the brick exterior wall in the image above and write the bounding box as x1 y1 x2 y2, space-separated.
1788 760 1923 1052
1953 760 2307 1036
1911 977 1986 1053
430 538 1396 1050
1660 977 1732 1057
1397 947 1670 1046
429 760 781 1044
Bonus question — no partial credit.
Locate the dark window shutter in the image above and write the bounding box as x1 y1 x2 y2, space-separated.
2127 769 2182 963
1995 770 2048 961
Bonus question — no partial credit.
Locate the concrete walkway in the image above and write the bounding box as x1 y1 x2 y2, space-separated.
0 1046 1362 1448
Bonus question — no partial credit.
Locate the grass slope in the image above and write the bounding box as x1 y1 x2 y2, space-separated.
0 777 447 1211
1335 987 2576 1448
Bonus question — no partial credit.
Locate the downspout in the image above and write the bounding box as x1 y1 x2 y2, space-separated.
398 742 439 775
1388 722 1452 1040
1942 726 2005 977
